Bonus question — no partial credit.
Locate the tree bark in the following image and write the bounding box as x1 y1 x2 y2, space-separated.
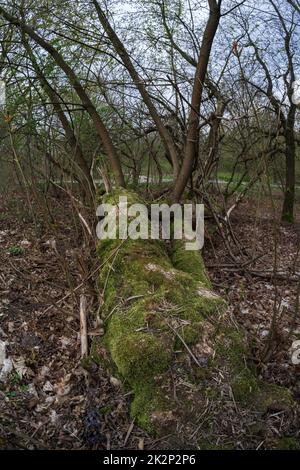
282 107 296 223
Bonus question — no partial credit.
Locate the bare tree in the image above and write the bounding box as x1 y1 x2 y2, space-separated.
0 4 125 188
242 0 298 222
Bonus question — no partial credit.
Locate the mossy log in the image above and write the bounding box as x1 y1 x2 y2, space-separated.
94 190 298 446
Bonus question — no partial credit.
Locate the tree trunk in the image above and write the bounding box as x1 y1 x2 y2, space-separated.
172 0 221 202
282 110 296 223
94 190 296 442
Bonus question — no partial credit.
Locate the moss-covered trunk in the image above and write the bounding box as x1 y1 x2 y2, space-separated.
93 190 298 448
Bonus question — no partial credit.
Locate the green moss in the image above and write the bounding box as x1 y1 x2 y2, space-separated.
215 329 260 403
171 240 211 287
255 382 294 413
192 291 226 317
179 322 203 345
276 437 300 450
8 246 25 256
97 237 171 318
95 188 228 431
215 330 294 409
130 383 169 432
100 188 145 206
216 330 247 367
94 190 295 437
96 218 222 430
231 370 260 402
110 332 172 381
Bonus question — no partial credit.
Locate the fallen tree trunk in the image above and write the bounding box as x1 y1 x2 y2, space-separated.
92 190 298 448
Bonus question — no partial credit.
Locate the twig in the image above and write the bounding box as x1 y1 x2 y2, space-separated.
123 419 135 446
78 212 93 237
165 320 203 368
104 294 145 323
80 295 88 358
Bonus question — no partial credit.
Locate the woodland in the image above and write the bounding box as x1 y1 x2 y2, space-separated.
0 0 300 451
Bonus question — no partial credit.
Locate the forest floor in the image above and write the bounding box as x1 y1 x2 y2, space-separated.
204 198 300 396
0 190 299 449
